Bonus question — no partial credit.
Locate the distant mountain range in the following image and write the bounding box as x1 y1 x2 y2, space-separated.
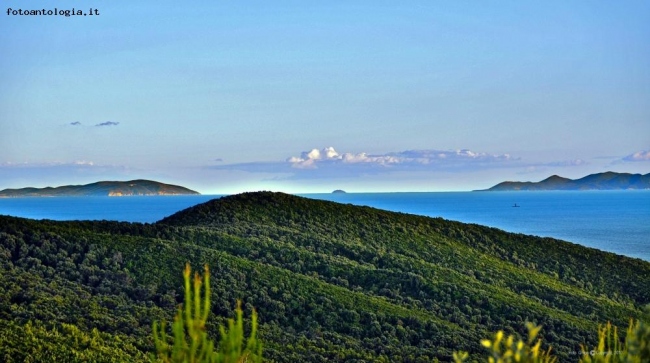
479 171 650 191
0 179 199 197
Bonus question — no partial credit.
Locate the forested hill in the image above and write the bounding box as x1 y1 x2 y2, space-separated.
1 191 649 362
479 171 650 191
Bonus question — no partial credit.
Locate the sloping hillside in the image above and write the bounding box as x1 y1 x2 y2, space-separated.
1 192 648 362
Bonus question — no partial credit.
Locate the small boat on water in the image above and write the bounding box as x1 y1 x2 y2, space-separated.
512 203 520 207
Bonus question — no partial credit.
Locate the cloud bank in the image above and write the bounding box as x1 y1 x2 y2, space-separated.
545 159 588 167
286 147 517 170
212 146 529 179
0 161 127 188
518 159 588 175
0 160 96 168
623 150 650 162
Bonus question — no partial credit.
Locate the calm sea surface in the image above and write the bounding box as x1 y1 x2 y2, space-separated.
0 191 648 261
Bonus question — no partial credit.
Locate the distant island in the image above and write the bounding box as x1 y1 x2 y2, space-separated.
332 189 347 194
0 179 200 197
478 171 650 191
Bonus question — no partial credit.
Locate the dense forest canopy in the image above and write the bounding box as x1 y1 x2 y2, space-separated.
1 191 648 362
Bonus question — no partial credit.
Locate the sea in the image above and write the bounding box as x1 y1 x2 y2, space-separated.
0 191 648 262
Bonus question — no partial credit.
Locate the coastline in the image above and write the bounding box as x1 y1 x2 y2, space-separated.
0 191 648 261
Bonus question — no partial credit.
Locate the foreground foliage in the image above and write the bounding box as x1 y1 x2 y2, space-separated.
454 322 556 363
1 191 649 361
152 263 261 363
454 306 650 363
578 306 650 363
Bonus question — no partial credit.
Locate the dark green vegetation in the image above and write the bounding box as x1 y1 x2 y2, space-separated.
0 179 199 197
1 191 649 362
479 172 650 191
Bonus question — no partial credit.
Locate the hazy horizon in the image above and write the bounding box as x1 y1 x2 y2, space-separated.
2 170 650 195
2 1 649 194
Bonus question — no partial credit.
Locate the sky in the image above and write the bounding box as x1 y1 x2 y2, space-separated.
1 1 649 193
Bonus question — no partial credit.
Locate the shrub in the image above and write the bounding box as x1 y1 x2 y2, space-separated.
579 305 650 363
151 263 262 363
454 306 650 363
453 322 555 363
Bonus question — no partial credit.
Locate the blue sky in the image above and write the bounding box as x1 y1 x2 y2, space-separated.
1 1 649 193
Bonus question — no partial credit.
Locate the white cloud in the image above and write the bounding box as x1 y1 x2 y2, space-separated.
300 146 339 160
623 150 650 162
287 147 342 168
